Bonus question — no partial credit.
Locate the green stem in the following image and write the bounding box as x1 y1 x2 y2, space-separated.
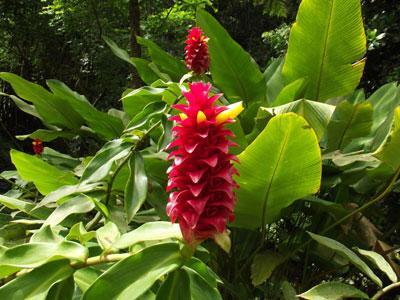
372 281 400 300
72 253 131 269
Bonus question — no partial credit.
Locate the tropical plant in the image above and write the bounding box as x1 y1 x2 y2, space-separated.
0 0 400 299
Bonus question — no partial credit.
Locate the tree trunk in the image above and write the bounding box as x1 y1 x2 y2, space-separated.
128 0 142 88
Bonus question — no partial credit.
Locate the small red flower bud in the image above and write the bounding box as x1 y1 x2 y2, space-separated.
166 82 243 245
184 27 210 75
32 138 43 155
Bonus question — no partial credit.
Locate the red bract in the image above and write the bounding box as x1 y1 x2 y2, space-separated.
166 82 243 245
184 27 210 75
32 138 43 155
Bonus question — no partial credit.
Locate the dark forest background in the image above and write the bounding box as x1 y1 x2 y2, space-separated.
1 0 399 169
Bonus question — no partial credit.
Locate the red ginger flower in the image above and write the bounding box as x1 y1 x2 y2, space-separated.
184 27 210 74
32 138 43 155
166 82 243 245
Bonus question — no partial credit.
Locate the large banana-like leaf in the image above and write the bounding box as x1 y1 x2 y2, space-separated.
234 113 322 229
196 9 266 104
282 0 366 101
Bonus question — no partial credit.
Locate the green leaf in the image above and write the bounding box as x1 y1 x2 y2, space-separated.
265 58 284 104
308 232 382 286
103 36 159 85
0 260 74 300
38 182 103 208
10 149 78 195
355 248 398 283
0 194 51 219
0 241 88 268
367 83 400 150
282 0 366 101
74 267 102 293
125 153 148 223
46 276 74 300
122 87 164 118
281 281 299 300
234 113 321 228
66 222 96 245
125 101 166 131
273 78 307 106
113 221 182 250
83 243 183 300
299 282 369 300
183 267 223 300
260 99 335 140
0 72 84 129
374 107 400 171
96 222 120 252
80 139 133 184
197 9 265 104
156 269 191 300
46 80 124 140
30 226 63 243
325 101 373 152
251 251 285 286
16 129 77 142
137 36 187 82
43 195 95 227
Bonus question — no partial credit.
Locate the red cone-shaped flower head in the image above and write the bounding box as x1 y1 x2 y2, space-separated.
32 138 43 155
184 27 210 75
167 82 243 245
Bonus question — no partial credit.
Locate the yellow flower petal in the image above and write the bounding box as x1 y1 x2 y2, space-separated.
197 111 207 124
179 113 188 121
216 101 244 125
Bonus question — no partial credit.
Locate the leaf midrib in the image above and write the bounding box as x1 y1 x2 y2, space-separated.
315 0 334 100
260 123 291 227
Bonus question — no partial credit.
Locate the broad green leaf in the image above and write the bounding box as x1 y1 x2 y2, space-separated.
374 107 400 171
273 78 307 106
96 222 120 251
367 83 400 150
251 251 285 286
38 182 103 208
137 36 187 82
83 243 183 300
30 226 63 243
66 222 96 245
265 58 284 104
0 72 84 129
325 101 373 152
1 92 43 120
299 282 369 300
16 129 77 142
0 260 74 300
10 149 78 195
156 269 190 300
113 221 182 250
44 195 95 227
103 36 159 85
260 99 335 140
40 147 81 170
125 153 148 222
46 80 124 140
197 9 266 104
0 241 88 268
74 267 102 293
355 248 397 283
122 87 164 118
282 0 366 101
281 281 298 300
125 101 166 131
183 267 223 300
80 139 133 184
184 257 221 287
234 113 321 228
308 232 382 286
0 194 51 219
46 276 74 300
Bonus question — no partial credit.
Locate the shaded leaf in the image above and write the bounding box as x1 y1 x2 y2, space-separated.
251 251 285 286
299 282 368 300
355 248 397 283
